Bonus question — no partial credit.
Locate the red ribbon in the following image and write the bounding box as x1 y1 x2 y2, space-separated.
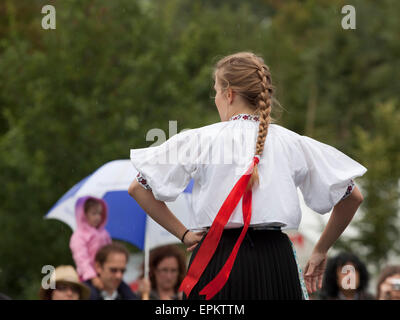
179 156 259 300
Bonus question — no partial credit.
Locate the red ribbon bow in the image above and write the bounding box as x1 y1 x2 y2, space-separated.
179 156 259 300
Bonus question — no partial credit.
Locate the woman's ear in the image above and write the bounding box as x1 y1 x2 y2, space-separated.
226 88 234 104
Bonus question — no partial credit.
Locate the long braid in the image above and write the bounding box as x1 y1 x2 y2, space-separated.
214 52 275 191
247 63 273 191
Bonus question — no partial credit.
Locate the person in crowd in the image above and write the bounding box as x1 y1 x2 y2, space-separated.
39 265 90 300
134 244 187 300
128 51 366 299
319 252 374 300
85 242 138 300
70 196 112 290
376 265 400 300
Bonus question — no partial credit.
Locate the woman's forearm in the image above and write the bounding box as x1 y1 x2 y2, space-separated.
128 180 188 241
314 186 364 253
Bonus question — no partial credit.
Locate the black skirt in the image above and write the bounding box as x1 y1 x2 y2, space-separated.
183 227 304 300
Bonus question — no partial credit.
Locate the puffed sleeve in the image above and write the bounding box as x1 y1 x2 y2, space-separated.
294 135 367 214
130 129 199 202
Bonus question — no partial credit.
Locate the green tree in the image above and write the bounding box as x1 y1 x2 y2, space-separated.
1 0 399 299
352 101 400 272
0 0 277 299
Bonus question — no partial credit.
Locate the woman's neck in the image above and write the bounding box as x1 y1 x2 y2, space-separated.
227 106 257 120
339 289 357 299
157 287 175 300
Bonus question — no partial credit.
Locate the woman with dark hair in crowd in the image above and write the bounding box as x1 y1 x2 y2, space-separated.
319 252 374 300
135 244 187 300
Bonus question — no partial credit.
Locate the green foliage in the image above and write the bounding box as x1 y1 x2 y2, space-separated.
0 0 399 298
352 101 400 270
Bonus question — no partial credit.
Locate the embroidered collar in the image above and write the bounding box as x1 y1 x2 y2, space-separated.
229 113 259 122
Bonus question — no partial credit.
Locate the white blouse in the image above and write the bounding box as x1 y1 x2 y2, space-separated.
130 114 367 230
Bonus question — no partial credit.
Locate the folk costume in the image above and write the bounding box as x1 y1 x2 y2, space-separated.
130 114 367 300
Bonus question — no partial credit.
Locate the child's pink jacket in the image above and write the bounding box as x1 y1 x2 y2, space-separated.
69 196 112 281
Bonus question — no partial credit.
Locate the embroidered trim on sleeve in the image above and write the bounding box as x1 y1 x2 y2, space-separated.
341 179 355 201
136 172 152 190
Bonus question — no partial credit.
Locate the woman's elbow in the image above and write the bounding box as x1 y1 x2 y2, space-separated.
128 180 140 197
350 186 364 205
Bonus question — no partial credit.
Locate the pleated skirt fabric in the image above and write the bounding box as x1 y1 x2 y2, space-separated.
183 227 304 300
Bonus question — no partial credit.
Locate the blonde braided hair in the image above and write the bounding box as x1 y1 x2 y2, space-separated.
214 52 275 191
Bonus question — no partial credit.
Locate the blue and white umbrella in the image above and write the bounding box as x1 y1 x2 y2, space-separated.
45 159 196 251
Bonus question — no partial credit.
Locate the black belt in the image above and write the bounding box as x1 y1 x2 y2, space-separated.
202 226 281 232
249 226 282 231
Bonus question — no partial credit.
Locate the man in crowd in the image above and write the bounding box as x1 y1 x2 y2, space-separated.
85 242 138 300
